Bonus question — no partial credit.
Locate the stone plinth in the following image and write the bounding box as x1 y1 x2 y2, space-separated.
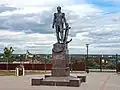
31 43 85 87
52 43 70 77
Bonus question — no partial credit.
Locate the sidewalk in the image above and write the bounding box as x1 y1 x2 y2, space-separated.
0 72 120 90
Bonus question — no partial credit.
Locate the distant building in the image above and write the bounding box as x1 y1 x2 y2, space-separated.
13 60 42 64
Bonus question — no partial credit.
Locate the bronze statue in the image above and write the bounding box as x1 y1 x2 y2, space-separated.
52 6 67 43
52 6 72 44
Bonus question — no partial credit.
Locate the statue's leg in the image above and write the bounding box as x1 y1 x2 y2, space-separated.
61 31 64 43
56 26 60 43
60 25 64 43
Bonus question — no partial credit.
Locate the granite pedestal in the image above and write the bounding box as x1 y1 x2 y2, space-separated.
31 43 85 87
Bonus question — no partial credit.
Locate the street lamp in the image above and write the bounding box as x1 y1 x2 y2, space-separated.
116 54 118 73
86 44 89 73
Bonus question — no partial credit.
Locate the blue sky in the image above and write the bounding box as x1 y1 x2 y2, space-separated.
86 0 120 12
0 0 120 54
88 0 116 7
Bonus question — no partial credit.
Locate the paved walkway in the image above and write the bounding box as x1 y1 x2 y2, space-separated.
0 72 120 90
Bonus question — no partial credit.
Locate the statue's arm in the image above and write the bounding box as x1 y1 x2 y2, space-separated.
52 13 56 28
63 13 67 25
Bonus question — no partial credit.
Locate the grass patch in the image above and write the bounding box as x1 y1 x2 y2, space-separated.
25 71 50 75
0 70 15 76
0 70 50 76
0 70 87 76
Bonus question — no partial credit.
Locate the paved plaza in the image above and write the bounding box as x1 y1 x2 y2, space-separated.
0 72 120 90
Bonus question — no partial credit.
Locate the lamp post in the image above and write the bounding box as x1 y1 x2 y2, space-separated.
86 44 89 73
116 54 118 73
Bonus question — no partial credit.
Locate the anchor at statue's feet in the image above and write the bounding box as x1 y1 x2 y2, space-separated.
63 23 72 44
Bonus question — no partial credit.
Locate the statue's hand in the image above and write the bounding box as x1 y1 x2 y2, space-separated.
52 25 54 29
65 23 68 26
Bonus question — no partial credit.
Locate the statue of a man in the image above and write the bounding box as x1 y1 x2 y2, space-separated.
52 6 67 43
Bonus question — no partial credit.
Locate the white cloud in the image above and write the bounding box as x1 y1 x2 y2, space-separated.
0 29 24 36
0 29 56 54
0 0 120 54
0 0 79 8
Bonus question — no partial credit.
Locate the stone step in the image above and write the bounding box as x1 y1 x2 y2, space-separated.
31 76 82 87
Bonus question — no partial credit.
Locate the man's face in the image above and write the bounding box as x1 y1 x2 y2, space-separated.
57 7 61 12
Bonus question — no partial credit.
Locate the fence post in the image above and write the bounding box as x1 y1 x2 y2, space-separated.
44 56 47 73
6 58 8 71
32 56 34 71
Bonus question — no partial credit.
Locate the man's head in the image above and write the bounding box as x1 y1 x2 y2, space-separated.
57 6 61 12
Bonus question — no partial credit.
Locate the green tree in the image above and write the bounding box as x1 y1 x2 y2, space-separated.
3 47 14 70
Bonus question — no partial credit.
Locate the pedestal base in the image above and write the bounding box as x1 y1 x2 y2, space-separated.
31 75 86 87
31 43 86 87
52 67 70 77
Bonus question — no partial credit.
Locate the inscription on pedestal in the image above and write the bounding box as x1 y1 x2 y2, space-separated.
53 54 64 60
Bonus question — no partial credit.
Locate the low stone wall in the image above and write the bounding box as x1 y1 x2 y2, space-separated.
0 63 85 71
